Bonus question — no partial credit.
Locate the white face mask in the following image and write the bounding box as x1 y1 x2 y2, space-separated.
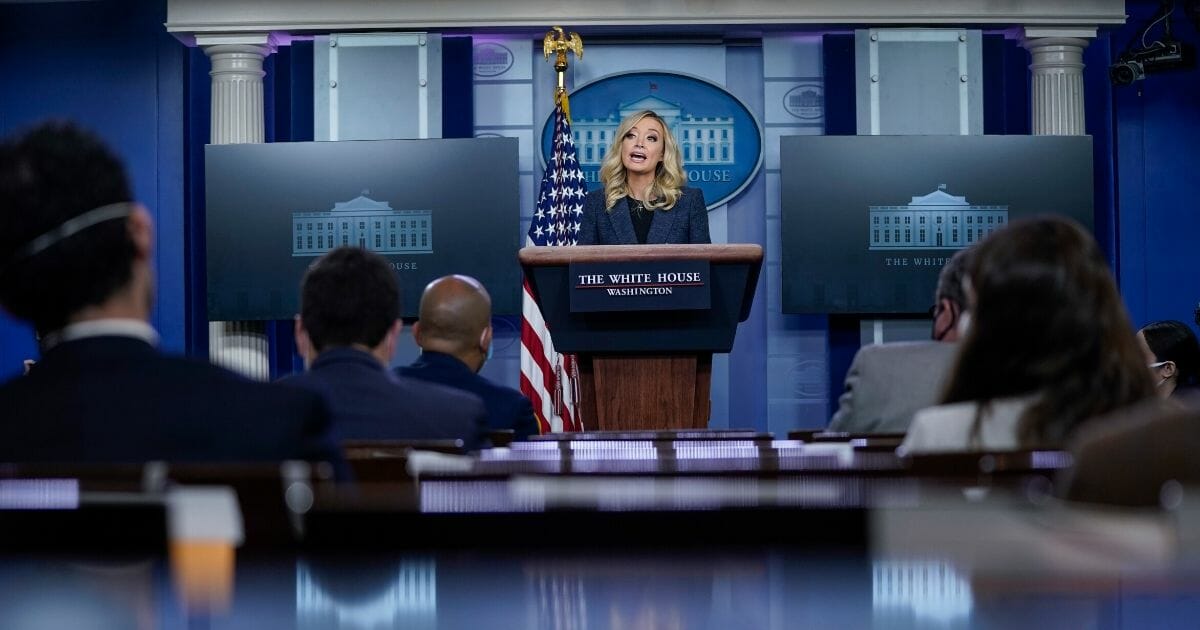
1149 361 1174 388
956 310 972 338
477 330 493 373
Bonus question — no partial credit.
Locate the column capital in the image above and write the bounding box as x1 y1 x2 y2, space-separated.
1020 36 1093 52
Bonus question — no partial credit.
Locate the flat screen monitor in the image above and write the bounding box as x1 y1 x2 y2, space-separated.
205 137 521 320
780 135 1094 314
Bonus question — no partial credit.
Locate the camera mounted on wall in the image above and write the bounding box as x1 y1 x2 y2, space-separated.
1110 0 1196 85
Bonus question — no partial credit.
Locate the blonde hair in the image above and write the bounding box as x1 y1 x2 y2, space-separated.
599 110 686 212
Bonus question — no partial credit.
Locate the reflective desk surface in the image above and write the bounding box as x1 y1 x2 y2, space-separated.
3 483 1200 630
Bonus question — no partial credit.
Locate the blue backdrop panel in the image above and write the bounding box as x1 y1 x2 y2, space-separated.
1112 3 1200 328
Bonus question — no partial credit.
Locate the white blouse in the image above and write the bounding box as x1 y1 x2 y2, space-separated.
899 396 1036 454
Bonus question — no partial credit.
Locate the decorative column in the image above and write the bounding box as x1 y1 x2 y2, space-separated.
1021 27 1095 135
198 33 276 143
197 34 278 379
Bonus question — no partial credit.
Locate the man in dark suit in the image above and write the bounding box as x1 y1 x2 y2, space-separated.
283 248 490 451
0 121 341 465
397 275 540 440
827 247 971 433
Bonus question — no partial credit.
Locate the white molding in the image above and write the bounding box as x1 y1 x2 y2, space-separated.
166 0 1127 36
192 32 281 51
193 32 277 46
1022 26 1100 40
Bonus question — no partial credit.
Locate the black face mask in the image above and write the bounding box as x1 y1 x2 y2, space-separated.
929 301 959 342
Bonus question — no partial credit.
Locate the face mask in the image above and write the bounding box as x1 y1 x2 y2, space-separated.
1149 361 1174 387
956 310 972 338
478 330 493 372
930 302 957 342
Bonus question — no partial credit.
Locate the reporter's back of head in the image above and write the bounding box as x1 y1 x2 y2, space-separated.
0 121 142 332
931 246 972 342
298 246 401 361
942 215 1154 447
413 275 493 372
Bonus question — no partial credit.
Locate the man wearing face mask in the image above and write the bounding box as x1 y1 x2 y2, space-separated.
827 248 972 433
399 275 540 440
284 248 489 450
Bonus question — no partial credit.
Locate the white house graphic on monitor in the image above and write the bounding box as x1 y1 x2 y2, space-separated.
868 185 1008 250
571 95 735 166
292 195 432 257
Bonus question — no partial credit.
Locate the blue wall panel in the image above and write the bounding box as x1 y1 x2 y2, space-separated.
1084 33 1119 270
1112 3 1200 329
981 34 1031 136
820 33 856 417
184 47 211 358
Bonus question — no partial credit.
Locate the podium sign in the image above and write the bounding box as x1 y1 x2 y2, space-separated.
569 260 710 312
521 244 762 431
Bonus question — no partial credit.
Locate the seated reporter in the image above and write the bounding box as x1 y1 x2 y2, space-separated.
0 121 341 465
900 216 1155 454
828 247 970 433
283 248 489 451
1137 320 1200 401
398 275 539 440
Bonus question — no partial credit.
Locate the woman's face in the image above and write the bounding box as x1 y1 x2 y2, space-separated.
1138 330 1175 397
1136 331 1158 365
620 117 665 179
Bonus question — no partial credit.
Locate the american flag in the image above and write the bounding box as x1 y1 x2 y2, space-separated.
520 97 585 433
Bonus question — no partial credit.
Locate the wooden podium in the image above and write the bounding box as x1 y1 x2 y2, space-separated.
519 244 763 431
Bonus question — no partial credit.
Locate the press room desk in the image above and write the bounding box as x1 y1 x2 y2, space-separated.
5 484 1200 629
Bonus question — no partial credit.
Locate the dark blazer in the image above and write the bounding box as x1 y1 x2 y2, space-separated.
282 347 490 451
577 186 710 245
0 336 341 465
396 351 540 440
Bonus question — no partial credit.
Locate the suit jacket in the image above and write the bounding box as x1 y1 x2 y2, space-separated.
828 341 958 433
0 336 341 465
1060 399 1200 507
282 347 490 451
396 351 540 439
576 187 710 245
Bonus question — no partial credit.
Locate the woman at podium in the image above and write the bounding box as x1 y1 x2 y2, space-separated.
577 110 711 245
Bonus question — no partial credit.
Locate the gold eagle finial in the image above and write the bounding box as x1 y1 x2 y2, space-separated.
543 26 583 64
543 27 583 107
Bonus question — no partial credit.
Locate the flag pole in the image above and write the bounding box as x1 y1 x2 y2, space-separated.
520 26 586 433
542 26 583 121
